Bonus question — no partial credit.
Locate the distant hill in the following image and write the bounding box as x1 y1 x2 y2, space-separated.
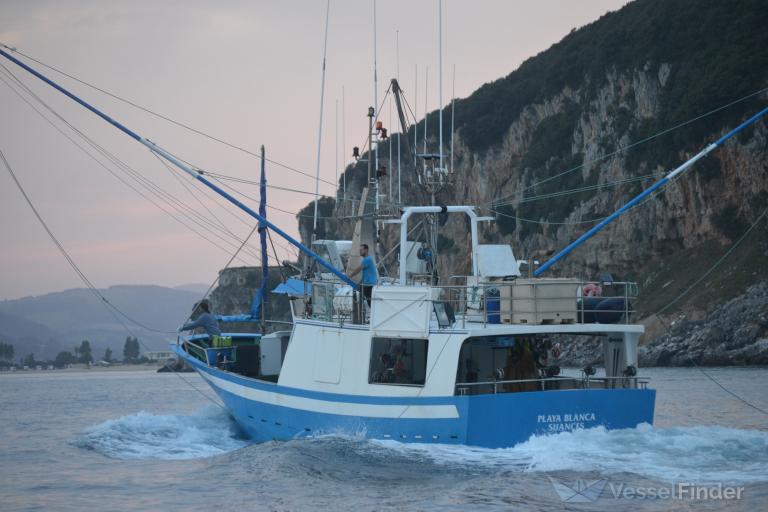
0 310 67 360
0 285 202 360
173 283 211 295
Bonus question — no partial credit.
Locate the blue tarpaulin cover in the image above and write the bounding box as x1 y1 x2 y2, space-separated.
216 314 256 323
272 277 310 296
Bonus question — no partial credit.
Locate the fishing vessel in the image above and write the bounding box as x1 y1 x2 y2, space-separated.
2 35 766 448
175 202 654 447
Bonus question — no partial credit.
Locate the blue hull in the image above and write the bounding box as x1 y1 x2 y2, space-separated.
175 347 655 448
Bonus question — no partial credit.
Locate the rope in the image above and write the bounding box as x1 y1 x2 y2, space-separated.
0 64 262 264
492 171 666 208
485 175 674 226
484 85 768 207
0 145 229 411
647 208 768 417
0 43 337 188
183 222 261 328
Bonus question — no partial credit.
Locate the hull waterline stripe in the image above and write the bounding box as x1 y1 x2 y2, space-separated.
199 370 460 419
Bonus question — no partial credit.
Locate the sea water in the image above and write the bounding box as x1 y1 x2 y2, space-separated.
1 367 767 511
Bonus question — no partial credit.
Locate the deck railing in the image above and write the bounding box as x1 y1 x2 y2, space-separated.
454 375 649 395
305 278 638 329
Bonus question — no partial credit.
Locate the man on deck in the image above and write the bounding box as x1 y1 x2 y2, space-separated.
348 243 378 308
178 301 222 339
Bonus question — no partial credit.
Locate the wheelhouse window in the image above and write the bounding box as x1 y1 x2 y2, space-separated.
456 335 547 393
369 337 428 386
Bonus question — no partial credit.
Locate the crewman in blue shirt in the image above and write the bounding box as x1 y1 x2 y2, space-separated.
348 243 378 308
179 301 222 338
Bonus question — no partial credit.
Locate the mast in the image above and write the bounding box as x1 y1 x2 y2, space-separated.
335 98 339 200
451 64 455 173
256 145 268 331
414 64 418 167
423 66 428 175
438 0 444 171
312 0 331 240
0 48 359 288
373 0 379 218
389 95 393 200
342 86 346 201
396 29 401 203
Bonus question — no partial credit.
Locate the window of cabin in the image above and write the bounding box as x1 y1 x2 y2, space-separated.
369 337 428 386
455 335 545 394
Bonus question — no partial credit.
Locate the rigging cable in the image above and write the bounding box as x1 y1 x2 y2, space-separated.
485 85 768 208
0 148 178 337
0 43 337 189
646 207 768 417
14 36 761 216
484 172 671 225
0 65 263 265
1 148 234 412
184 221 260 322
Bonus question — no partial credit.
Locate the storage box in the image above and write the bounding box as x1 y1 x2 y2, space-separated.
498 278 579 324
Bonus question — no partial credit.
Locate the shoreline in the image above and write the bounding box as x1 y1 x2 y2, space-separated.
0 363 165 374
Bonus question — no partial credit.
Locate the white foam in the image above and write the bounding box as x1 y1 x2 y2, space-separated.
73 406 249 460
370 424 768 484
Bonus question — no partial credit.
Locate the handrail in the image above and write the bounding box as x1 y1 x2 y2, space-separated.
304 277 638 327
455 375 650 394
455 375 650 386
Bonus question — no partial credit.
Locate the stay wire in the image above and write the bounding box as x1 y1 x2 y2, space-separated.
0 43 337 188
0 148 179 336
151 153 263 253
647 208 768 417
205 169 378 208
492 171 666 209
485 85 768 207
267 229 290 283
653 208 768 317
351 84 394 167
0 133 230 410
0 66 262 265
153 152 230 232
182 222 261 328
484 172 676 227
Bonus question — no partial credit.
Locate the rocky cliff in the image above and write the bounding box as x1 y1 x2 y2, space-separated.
296 0 768 365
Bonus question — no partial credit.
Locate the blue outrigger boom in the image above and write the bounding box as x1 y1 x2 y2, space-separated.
535 104 768 276
0 46 357 289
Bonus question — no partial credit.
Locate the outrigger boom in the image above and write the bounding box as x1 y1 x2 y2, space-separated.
535 103 768 276
0 45 357 288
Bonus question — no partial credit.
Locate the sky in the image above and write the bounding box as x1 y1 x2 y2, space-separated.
0 0 629 300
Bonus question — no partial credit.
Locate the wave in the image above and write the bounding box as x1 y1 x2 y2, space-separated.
73 406 249 460
368 424 768 484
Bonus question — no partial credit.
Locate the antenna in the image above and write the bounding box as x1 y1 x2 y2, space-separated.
372 0 380 229
414 63 418 167
389 95 393 200
312 0 331 239
342 85 346 201
451 64 455 174
335 98 339 200
438 0 444 171
423 66 428 168
396 29 401 203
